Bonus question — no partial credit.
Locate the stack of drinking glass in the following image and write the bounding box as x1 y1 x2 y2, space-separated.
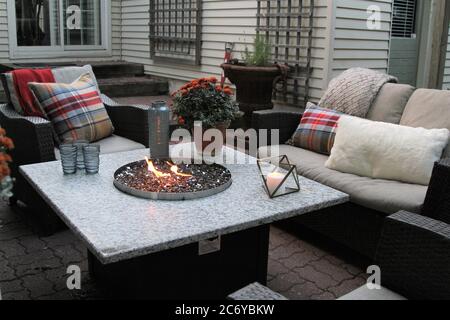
60 140 100 175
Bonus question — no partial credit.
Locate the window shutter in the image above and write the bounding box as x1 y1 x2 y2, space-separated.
392 0 417 38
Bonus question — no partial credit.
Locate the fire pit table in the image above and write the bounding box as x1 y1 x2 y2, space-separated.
19 144 348 299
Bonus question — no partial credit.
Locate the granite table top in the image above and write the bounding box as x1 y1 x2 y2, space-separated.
20 144 349 264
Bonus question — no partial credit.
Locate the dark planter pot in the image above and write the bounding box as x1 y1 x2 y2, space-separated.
192 121 230 155
221 63 285 119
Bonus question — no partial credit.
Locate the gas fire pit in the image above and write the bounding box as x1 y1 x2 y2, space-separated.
114 158 232 200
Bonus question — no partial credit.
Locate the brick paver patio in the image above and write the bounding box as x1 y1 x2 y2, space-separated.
0 201 367 300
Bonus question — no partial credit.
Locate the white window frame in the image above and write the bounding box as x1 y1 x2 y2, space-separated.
7 0 112 59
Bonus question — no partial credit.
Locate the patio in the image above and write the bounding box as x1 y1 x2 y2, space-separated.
0 200 367 300
0 0 449 304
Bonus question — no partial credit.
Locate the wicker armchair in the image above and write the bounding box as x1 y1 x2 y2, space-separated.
0 95 150 234
375 160 450 300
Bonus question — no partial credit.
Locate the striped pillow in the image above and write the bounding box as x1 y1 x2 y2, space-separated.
28 73 114 143
290 103 343 155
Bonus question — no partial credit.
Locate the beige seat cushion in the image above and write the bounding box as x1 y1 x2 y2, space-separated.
258 145 427 214
400 89 450 158
367 83 415 124
55 134 145 159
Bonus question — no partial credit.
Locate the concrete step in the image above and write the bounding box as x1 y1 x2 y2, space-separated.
0 76 170 103
88 61 145 79
0 61 145 79
0 61 170 102
98 76 169 98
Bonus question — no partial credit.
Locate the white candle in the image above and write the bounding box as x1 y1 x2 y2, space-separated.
266 172 285 195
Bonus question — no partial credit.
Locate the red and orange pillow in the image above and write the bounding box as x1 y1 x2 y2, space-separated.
290 103 343 155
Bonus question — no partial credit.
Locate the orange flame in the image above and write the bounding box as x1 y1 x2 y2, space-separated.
145 157 170 178
167 161 193 177
144 157 192 178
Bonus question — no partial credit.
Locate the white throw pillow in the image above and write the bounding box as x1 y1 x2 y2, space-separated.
325 116 450 185
52 65 100 92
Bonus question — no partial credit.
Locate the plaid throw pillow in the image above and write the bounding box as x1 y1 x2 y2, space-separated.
290 103 342 155
28 73 114 143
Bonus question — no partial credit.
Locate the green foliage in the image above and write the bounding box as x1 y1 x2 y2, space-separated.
0 176 13 198
243 35 272 66
172 78 239 129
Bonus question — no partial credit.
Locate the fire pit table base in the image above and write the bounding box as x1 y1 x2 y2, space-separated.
88 225 270 299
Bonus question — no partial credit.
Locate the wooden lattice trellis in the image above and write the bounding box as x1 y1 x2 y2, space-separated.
149 0 202 65
256 0 314 107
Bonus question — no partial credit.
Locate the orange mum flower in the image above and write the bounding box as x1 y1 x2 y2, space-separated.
0 136 14 149
0 163 10 177
0 154 12 162
223 88 233 95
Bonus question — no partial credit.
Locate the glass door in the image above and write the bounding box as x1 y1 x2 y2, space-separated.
10 0 108 58
63 0 103 48
15 0 61 47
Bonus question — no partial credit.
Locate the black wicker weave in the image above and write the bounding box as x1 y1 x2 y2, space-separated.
251 109 302 146
376 211 450 300
100 95 150 148
422 159 450 224
0 96 150 235
252 109 450 261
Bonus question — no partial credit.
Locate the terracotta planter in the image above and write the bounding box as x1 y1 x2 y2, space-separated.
193 121 230 155
221 63 287 117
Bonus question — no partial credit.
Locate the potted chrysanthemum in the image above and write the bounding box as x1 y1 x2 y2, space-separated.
172 77 239 152
0 127 14 198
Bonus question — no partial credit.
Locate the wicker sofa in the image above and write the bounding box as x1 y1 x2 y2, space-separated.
254 84 450 264
0 94 149 234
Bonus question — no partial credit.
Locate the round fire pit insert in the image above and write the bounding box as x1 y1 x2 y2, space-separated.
113 159 232 201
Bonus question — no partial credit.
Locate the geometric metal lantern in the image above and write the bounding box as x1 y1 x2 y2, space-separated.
257 155 300 198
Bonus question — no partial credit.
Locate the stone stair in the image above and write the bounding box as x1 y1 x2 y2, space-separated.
97 76 168 98
89 61 145 79
0 61 169 103
90 62 169 98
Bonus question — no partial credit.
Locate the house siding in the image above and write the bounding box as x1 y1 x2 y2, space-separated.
442 25 450 89
0 1 8 61
121 0 393 101
330 0 393 80
111 0 123 60
0 0 122 63
121 0 332 102
0 0 395 101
